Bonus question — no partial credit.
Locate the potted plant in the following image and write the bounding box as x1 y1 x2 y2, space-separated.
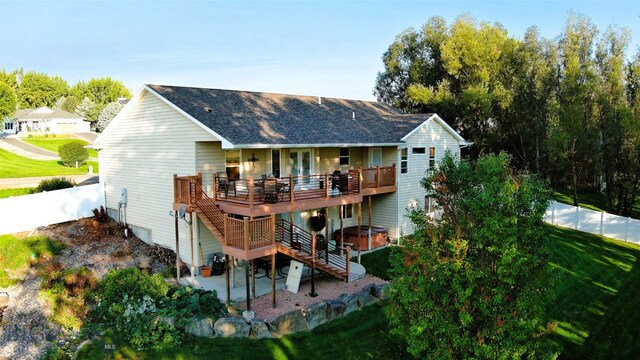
200 265 212 277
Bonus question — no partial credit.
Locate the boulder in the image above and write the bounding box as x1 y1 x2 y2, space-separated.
338 293 360 315
0 292 8 308
372 284 390 300
324 299 345 321
185 317 215 338
268 309 307 335
304 302 328 330
356 290 378 307
363 282 376 295
250 320 273 339
214 317 251 338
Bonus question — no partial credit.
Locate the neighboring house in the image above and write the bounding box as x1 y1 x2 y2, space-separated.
94 84 468 299
6 107 91 135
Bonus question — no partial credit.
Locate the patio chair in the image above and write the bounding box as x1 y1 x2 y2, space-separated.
216 172 235 197
263 178 278 203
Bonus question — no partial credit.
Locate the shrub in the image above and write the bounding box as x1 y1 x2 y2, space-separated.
92 206 110 223
96 268 169 308
58 141 88 167
35 177 76 193
162 285 228 325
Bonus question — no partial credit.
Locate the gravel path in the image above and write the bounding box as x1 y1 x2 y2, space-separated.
0 270 61 360
237 274 388 321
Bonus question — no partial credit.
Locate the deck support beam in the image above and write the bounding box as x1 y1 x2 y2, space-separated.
271 252 276 308
225 254 230 304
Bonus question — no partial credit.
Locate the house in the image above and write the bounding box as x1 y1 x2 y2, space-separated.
94 84 468 303
5 107 91 135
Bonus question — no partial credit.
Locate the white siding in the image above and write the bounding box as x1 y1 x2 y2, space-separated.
99 91 219 267
397 119 461 236
195 141 225 262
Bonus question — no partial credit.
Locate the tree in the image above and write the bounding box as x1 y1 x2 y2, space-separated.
17 72 69 108
74 97 99 123
387 152 557 359
0 82 17 119
58 142 88 167
71 77 131 105
96 101 124 132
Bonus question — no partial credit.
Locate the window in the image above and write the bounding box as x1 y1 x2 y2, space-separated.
400 148 408 174
4 122 13 131
412 147 425 154
425 195 435 214
429 147 436 170
340 204 353 220
339 148 350 166
225 150 241 179
272 149 280 177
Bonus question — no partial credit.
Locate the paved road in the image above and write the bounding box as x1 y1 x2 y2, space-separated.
1 137 58 157
0 174 99 189
73 132 99 142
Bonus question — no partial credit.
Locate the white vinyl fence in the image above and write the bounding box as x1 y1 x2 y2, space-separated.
545 201 640 245
0 183 105 235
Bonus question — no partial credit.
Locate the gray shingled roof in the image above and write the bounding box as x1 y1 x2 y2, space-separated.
147 84 435 146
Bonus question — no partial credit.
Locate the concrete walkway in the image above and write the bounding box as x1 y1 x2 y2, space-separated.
0 174 99 189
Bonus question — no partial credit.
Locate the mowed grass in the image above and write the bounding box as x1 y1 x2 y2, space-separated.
78 302 408 360
553 189 640 220
0 148 98 178
23 137 99 158
0 187 33 199
546 225 640 359
0 234 65 287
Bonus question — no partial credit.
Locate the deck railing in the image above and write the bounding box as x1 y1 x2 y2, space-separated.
224 216 275 250
175 165 396 210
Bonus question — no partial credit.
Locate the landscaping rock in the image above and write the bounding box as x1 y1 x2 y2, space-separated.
185 318 215 338
0 292 9 308
356 290 378 307
214 317 250 338
372 284 390 300
268 309 307 335
324 299 345 321
250 320 272 339
304 302 328 330
338 293 360 315
363 282 376 295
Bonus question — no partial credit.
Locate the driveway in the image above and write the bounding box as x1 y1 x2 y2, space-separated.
0 138 58 158
73 132 99 143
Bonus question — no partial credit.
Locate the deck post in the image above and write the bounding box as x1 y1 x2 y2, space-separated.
357 201 362 264
289 212 294 246
358 168 363 193
225 254 230 304
289 176 294 204
189 212 195 282
248 176 254 209
173 174 178 203
392 163 396 185
243 216 250 252
324 173 329 198
245 260 251 311
270 214 276 244
213 173 218 201
376 166 380 188
339 205 344 256
224 214 229 246
310 230 318 297
345 246 351 283
271 252 276 308
368 195 372 251
251 259 256 299
174 208 180 281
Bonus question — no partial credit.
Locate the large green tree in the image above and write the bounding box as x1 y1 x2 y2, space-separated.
387 153 557 359
0 82 17 119
71 77 131 105
17 72 69 108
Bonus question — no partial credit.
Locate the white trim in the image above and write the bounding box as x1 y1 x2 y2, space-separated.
400 114 468 145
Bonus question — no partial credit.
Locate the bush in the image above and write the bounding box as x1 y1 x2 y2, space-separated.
163 286 227 325
35 177 76 193
92 206 110 223
96 268 169 308
58 141 88 167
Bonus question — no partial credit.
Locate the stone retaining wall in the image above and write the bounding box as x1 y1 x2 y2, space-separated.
185 283 389 339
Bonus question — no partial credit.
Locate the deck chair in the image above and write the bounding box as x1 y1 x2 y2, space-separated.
263 178 278 203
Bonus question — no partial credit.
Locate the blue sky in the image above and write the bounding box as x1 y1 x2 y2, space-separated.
1 0 639 100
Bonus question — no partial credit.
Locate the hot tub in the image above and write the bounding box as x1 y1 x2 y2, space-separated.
334 226 388 251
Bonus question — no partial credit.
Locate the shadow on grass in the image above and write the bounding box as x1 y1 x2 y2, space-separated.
546 225 640 359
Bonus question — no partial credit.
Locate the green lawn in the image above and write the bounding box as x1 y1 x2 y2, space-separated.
553 189 640 220
546 225 640 359
0 234 64 287
0 187 33 199
0 148 98 178
22 137 99 158
78 302 408 360
352 246 396 280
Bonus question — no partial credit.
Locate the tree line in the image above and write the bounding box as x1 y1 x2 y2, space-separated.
0 69 131 131
375 12 640 216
